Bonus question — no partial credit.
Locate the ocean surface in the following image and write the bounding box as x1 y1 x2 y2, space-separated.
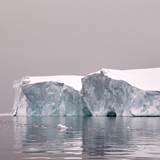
0 116 160 160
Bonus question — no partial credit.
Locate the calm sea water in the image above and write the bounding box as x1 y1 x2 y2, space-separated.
0 116 160 160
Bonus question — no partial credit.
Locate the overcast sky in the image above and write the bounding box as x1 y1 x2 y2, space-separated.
0 0 160 113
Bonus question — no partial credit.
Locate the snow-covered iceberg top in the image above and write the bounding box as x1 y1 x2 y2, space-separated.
12 68 160 117
94 68 160 91
21 75 83 91
22 67 160 91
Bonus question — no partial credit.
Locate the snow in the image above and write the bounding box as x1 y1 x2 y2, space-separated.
22 67 160 92
100 68 160 91
22 75 83 91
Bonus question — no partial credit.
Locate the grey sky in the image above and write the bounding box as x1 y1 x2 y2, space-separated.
0 0 160 113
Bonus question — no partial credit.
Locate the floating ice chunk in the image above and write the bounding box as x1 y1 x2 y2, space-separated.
57 124 69 130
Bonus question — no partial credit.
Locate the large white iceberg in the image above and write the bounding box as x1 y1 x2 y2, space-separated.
12 68 160 117
12 76 84 116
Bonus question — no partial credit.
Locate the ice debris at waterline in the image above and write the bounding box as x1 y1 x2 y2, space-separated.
57 124 69 130
12 68 160 117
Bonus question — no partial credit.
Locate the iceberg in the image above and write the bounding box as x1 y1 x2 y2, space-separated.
12 76 83 116
12 68 160 117
81 70 160 116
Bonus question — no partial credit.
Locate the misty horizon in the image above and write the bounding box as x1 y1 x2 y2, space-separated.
1 0 160 113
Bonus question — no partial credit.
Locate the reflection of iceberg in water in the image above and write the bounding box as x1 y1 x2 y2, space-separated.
82 117 132 157
13 117 160 159
13 117 83 158
82 117 160 158
13 117 27 153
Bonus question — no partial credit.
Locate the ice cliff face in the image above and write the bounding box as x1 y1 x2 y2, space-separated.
81 71 160 116
12 77 83 116
12 69 160 117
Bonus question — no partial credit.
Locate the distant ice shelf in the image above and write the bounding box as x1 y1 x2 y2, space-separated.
12 68 160 117
0 113 12 116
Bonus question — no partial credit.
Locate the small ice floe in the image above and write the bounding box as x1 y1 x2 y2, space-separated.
57 124 69 130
